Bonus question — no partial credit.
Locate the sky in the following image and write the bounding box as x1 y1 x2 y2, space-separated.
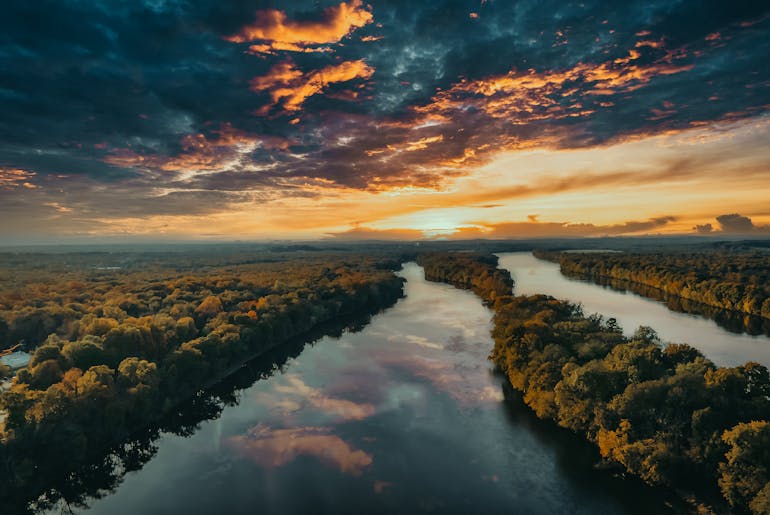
1 0 769 243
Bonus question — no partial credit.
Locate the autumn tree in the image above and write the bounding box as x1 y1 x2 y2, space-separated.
719 421 770 513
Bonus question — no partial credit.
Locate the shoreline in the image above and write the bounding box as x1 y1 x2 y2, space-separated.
0 283 405 513
532 251 770 322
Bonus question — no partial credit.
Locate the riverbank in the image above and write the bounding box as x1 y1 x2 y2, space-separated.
561 268 770 337
0 270 405 514
534 250 770 321
422 252 770 514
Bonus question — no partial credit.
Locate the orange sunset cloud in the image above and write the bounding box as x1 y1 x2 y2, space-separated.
0 168 38 190
250 59 374 113
2 0 769 244
227 0 373 54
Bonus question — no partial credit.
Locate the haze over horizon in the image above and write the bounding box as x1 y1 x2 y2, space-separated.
1 1 769 243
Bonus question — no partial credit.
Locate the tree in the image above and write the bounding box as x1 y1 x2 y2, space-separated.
719 421 770 512
29 342 68 369
62 337 107 371
0 362 11 380
103 325 144 364
194 295 223 320
750 483 770 515
117 357 158 391
28 359 64 390
76 365 116 401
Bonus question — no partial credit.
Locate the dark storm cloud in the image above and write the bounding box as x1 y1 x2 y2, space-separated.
716 213 770 234
1 0 769 216
717 213 755 233
693 223 714 235
690 214 770 235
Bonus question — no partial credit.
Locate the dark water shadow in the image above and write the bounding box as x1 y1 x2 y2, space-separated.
496 377 694 514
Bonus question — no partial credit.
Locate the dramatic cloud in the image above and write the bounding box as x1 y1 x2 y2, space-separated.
693 223 714 234
105 123 290 175
421 45 692 122
715 213 770 234
250 59 374 113
689 214 770 235
226 0 373 53
1 0 769 241
717 213 756 233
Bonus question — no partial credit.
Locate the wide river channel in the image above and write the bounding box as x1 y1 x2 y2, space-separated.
49 252 770 515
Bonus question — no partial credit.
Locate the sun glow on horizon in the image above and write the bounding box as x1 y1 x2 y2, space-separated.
4 114 768 243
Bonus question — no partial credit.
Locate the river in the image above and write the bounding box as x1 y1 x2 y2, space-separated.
497 252 770 368
44 262 685 515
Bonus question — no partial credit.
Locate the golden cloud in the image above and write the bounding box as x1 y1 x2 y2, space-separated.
329 216 679 240
227 0 373 54
419 45 693 125
105 123 289 174
0 168 38 190
251 59 374 113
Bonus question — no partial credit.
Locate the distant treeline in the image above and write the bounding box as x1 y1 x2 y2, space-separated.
0 253 405 510
535 250 770 320
424 252 770 514
571 272 770 337
417 252 513 304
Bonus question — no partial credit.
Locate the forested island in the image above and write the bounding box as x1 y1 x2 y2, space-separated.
417 252 514 305
0 251 405 511
535 250 770 320
422 252 770 514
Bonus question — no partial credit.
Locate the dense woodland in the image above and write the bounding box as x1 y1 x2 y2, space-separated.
423 252 770 514
0 251 405 509
417 252 514 304
536 250 770 320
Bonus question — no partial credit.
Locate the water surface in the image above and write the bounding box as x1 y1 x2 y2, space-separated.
50 263 681 514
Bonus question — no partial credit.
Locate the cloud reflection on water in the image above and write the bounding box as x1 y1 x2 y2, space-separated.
267 374 377 422
228 425 373 476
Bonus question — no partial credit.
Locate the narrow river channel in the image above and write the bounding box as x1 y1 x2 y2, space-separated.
50 262 685 515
